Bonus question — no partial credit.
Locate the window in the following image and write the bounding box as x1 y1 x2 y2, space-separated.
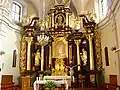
99 0 108 19
12 1 22 22
99 0 112 20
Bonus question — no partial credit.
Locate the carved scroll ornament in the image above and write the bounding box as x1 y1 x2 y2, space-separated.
20 37 27 74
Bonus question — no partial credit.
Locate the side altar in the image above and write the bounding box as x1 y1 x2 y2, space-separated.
19 0 102 89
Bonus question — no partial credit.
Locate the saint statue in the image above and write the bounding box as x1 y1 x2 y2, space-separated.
81 48 87 66
58 15 63 26
35 50 40 66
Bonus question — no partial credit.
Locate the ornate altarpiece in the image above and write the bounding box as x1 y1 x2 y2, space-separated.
20 4 102 87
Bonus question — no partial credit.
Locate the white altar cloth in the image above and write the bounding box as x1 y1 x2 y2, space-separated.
43 76 71 80
34 79 69 90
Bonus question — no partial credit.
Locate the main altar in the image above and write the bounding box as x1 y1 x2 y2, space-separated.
19 0 102 89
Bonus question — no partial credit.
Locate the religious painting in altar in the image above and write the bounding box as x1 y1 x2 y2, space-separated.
52 37 68 59
55 14 65 28
51 37 68 75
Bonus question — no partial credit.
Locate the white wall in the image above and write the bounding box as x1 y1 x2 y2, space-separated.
85 0 94 11
96 0 120 85
115 4 120 85
0 0 21 85
0 0 37 85
0 22 21 84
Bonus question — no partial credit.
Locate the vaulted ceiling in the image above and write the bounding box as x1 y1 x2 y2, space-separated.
27 0 90 19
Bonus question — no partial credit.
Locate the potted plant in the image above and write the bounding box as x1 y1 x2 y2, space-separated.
44 81 56 90
44 70 51 76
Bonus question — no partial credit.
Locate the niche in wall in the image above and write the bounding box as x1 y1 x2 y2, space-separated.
104 47 109 66
12 50 17 67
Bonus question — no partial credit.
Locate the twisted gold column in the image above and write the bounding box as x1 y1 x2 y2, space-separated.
25 37 33 71
75 40 81 71
88 34 94 70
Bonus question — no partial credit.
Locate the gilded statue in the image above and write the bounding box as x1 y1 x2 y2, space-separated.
81 48 87 66
58 15 63 26
52 59 66 75
35 50 40 66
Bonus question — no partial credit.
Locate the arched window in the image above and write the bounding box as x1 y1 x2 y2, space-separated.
12 1 22 22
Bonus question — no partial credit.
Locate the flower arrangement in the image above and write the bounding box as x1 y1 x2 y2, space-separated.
44 81 56 88
0 50 5 56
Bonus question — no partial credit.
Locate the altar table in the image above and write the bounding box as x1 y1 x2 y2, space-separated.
34 79 69 90
43 76 71 80
43 76 72 87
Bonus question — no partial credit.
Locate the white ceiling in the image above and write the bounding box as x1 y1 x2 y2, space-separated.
27 0 89 19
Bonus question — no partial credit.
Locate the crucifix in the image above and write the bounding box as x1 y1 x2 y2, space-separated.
64 60 80 89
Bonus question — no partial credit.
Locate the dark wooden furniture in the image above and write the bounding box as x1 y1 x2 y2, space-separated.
1 75 19 90
109 75 117 85
2 75 13 83
78 74 86 88
21 76 31 90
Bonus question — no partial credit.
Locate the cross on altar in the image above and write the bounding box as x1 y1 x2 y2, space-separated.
63 61 81 89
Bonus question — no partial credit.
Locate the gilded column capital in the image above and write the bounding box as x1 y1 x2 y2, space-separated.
25 37 33 43
74 40 81 45
86 33 94 40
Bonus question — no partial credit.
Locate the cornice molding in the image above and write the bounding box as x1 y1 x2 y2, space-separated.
97 0 120 30
0 12 21 34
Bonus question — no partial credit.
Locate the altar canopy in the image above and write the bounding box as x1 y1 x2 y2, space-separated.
20 0 102 88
